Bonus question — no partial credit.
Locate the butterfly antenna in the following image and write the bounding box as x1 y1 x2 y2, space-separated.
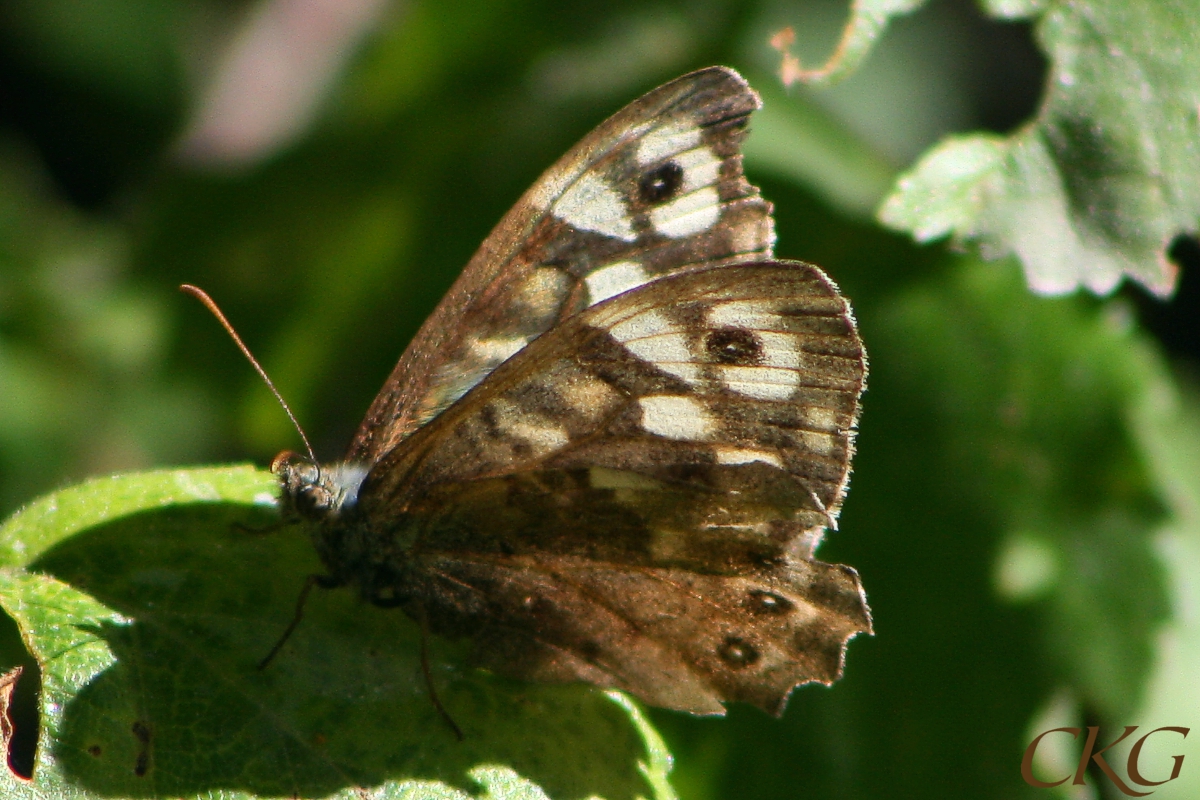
180 284 318 466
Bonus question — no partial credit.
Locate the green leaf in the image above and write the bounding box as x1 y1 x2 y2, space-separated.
881 0 1200 297
0 467 671 800
979 0 1046 19
874 134 1006 242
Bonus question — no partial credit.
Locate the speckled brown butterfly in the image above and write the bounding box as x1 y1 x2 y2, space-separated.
193 66 871 721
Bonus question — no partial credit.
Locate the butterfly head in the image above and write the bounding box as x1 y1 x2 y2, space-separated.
273 451 369 522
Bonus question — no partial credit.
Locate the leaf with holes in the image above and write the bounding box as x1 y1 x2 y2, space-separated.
0 467 674 800
878 0 1200 297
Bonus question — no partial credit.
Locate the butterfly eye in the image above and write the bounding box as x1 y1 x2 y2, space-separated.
718 635 760 668
705 328 762 364
638 161 684 204
294 484 332 517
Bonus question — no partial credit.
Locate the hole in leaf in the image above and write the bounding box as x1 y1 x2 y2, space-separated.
944 0 1048 134
1127 233 1200 364
0 606 40 780
132 720 152 777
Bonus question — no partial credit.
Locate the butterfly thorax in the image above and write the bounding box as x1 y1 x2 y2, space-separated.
273 451 414 592
272 451 370 522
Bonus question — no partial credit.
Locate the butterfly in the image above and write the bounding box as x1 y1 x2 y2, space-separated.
263 66 870 718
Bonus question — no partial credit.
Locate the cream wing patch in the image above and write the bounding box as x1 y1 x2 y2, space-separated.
715 366 800 401
638 395 715 441
517 267 573 322
674 146 722 194
470 334 529 365
557 372 622 419
488 398 570 457
705 300 788 330
716 447 784 468
635 121 702 166
753 332 805 369
508 418 570 453
803 406 840 431
552 172 636 242
650 186 721 238
607 309 702 386
585 261 649 305
798 431 837 456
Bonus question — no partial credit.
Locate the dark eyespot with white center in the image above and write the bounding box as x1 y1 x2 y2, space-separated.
747 589 794 615
705 328 762 364
638 161 684 204
718 635 759 668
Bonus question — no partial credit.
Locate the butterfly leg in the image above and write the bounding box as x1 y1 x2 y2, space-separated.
410 601 464 742
231 517 291 536
258 573 345 670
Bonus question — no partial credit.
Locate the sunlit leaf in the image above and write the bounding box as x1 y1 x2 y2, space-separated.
881 0 1200 297
0 467 672 800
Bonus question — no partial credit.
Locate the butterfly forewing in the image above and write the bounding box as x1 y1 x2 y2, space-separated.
272 67 870 718
346 263 869 715
347 67 774 462
366 263 863 519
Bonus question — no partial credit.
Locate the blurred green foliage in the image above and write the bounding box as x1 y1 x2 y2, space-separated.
2 0 1199 799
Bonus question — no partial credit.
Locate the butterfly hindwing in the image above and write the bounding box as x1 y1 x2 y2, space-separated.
406 549 869 715
267 68 870 718
347 67 774 463
345 262 869 714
